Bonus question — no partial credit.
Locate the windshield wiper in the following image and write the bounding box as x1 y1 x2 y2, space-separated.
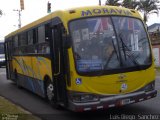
96 38 119 76
119 34 141 67
103 38 119 69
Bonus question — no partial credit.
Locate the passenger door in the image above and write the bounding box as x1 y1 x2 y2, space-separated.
50 23 68 106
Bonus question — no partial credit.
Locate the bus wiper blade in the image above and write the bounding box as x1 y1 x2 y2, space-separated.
103 39 119 69
119 34 141 67
119 36 127 60
96 52 114 76
97 39 118 76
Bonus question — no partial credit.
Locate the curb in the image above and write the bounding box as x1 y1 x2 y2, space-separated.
0 96 41 120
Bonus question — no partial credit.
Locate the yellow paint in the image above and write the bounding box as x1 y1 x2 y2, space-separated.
68 63 155 95
5 5 141 39
13 56 52 81
5 5 154 95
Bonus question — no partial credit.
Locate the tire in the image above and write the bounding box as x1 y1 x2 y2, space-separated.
45 80 61 109
46 80 56 105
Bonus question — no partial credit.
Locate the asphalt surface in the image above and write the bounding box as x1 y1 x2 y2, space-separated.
0 68 160 120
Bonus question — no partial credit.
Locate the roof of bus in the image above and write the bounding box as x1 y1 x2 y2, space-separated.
5 5 142 39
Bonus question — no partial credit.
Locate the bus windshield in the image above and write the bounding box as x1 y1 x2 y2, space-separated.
69 16 151 73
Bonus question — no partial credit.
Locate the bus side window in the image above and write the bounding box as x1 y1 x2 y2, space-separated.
28 30 33 45
33 28 38 44
45 23 50 42
13 35 19 55
27 30 35 53
37 24 50 54
14 35 18 47
19 32 27 55
38 25 45 44
45 23 50 54
37 25 44 54
19 32 27 46
33 28 38 53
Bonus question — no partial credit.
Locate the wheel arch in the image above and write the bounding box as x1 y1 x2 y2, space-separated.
44 75 52 86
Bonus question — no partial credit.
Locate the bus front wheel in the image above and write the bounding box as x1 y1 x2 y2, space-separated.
45 80 58 107
46 81 54 102
45 79 61 109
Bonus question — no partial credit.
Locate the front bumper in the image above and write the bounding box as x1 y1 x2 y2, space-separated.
68 90 157 112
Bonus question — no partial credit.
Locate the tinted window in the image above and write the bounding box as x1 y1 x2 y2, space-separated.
19 32 27 46
38 25 45 43
28 30 33 45
14 35 18 47
45 24 50 42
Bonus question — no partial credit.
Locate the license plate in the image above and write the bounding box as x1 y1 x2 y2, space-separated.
121 99 131 105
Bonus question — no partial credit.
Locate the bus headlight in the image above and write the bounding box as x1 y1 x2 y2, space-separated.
144 81 155 92
71 93 99 103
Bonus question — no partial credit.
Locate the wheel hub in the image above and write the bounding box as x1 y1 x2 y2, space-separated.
47 83 54 101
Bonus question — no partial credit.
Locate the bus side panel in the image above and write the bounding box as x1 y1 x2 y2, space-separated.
31 56 52 81
18 74 46 97
12 56 52 97
31 56 52 96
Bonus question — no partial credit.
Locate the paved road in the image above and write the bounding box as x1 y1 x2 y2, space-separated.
0 68 160 120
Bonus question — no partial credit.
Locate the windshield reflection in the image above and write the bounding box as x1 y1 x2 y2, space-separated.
69 17 151 73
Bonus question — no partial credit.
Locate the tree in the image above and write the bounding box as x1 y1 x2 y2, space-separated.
137 0 160 23
105 0 120 6
122 0 140 9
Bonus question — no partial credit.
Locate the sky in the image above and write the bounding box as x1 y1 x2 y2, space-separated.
0 0 160 40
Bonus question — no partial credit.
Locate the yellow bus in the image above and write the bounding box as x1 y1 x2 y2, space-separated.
5 5 157 112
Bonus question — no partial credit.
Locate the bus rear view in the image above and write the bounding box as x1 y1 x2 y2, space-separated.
67 6 157 111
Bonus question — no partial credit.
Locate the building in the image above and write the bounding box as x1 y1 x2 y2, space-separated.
148 23 160 33
148 23 160 66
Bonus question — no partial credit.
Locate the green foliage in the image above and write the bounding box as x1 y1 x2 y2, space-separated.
137 0 160 23
105 0 160 23
122 0 139 9
105 0 121 6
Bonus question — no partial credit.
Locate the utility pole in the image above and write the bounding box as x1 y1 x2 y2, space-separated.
13 9 21 28
18 10 21 28
99 0 101 6
13 0 24 29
